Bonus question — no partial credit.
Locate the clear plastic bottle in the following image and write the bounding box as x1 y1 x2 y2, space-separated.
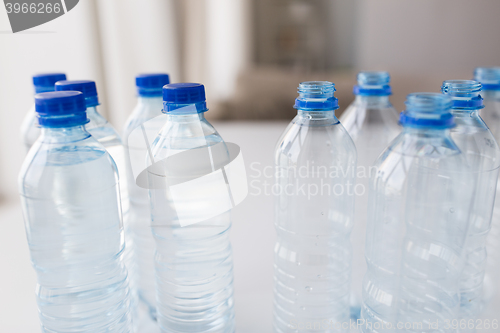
473 67 500 311
18 91 132 332
442 80 500 329
361 93 475 333
340 71 400 318
122 73 170 324
274 81 357 332
54 80 135 312
20 73 66 152
148 83 235 332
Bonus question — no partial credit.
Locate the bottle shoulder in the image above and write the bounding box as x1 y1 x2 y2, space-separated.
123 102 164 139
19 136 117 192
340 100 400 143
372 132 470 186
450 120 500 170
274 116 357 165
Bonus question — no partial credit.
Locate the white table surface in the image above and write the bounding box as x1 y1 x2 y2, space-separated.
1 121 499 332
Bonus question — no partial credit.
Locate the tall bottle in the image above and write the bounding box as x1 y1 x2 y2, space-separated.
148 83 235 332
274 81 357 332
123 73 170 324
54 80 135 310
340 71 400 318
442 80 500 329
361 93 474 333
20 73 66 152
473 67 500 311
18 91 132 332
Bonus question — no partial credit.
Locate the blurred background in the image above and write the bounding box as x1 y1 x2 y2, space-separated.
1 0 500 331
1 0 500 199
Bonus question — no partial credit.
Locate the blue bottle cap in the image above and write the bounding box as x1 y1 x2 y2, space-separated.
162 83 208 113
474 67 500 91
32 73 67 93
353 71 392 96
35 91 88 128
399 93 454 129
136 73 170 97
441 80 484 110
55 80 99 107
294 81 339 111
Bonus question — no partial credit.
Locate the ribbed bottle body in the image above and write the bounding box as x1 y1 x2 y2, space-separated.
361 129 474 333
448 110 500 329
340 96 400 317
274 111 356 333
149 113 235 333
123 96 165 321
479 90 500 311
19 127 132 332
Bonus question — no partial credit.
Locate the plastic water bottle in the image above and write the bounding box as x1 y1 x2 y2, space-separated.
361 93 475 333
20 73 66 152
18 91 132 332
122 73 170 323
274 81 357 332
473 67 500 312
54 80 135 311
442 80 500 329
147 83 235 332
340 72 400 318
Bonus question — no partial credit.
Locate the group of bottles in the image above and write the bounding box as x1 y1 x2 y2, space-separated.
17 67 500 333
274 69 500 333
19 74 233 332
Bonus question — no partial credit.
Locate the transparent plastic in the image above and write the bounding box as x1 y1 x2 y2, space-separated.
20 105 40 152
18 125 132 332
123 95 165 326
361 94 475 333
340 94 400 317
148 112 235 333
478 89 500 312
84 106 136 315
443 81 500 329
274 82 357 332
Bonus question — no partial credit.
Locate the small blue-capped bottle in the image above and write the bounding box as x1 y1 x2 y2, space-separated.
361 93 474 333
340 71 400 318
442 80 500 330
148 83 235 332
20 73 67 152
122 73 170 325
18 91 132 332
274 82 357 332
473 67 500 314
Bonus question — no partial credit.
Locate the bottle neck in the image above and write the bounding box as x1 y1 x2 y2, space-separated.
402 126 451 137
137 95 164 117
297 109 336 120
451 108 480 117
85 106 107 125
354 95 391 107
40 125 90 143
165 111 207 123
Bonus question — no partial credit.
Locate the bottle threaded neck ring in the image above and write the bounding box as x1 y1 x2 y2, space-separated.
400 93 454 129
295 81 338 111
353 71 391 96
441 80 484 110
474 67 500 90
